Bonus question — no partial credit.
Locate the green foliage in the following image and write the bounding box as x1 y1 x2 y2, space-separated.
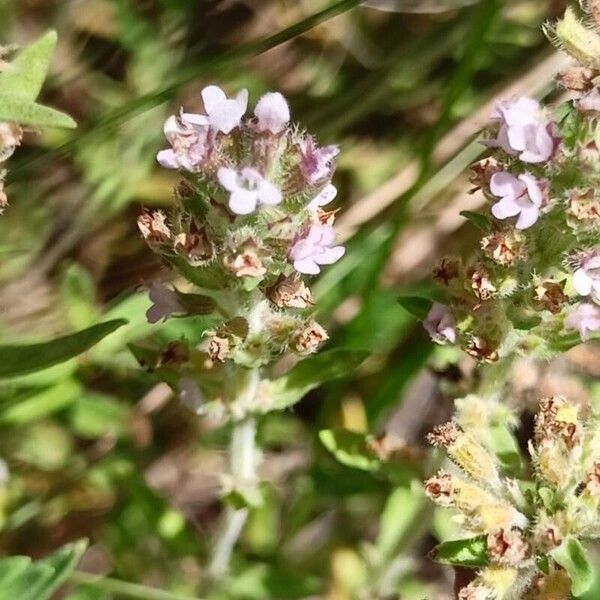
431 536 489 568
551 538 594 597
319 429 380 472
0 31 75 128
0 540 86 600
0 319 127 377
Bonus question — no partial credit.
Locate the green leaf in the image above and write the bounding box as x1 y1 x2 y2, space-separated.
488 423 523 474
0 31 57 100
459 210 490 232
0 540 87 600
376 486 423 560
552 538 594 597
0 93 76 128
267 349 368 411
431 536 488 568
0 319 127 378
396 295 433 320
319 429 380 472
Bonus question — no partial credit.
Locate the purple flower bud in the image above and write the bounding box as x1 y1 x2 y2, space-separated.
565 303 600 341
290 223 345 275
201 85 248 134
146 283 181 324
490 171 544 230
307 184 337 210
423 303 457 345
489 97 556 163
573 250 600 299
254 92 290 134
217 166 282 215
299 138 339 184
157 112 210 171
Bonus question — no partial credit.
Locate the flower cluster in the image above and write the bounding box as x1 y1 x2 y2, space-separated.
137 85 345 422
421 3 600 361
425 395 600 600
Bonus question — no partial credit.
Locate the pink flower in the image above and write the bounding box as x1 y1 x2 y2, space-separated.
575 88 600 112
307 184 337 210
146 283 181 324
490 171 544 230
489 97 555 163
573 250 600 299
290 224 345 274
565 303 600 341
254 92 290 134
423 303 457 345
299 138 339 183
157 112 210 171
200 85 248 134
217 166 282 215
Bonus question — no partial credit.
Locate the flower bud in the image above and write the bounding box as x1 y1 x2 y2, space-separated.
487 529 530 566
293 320 328 354
465 336 499 363
533 280 567 315
174 225 215 267
556 66 599 91
138 211 171 246
468 265 497 302
207 335 230 362
224 238 267 278
566 188 600 225
267 274 313 309
481 230 525 266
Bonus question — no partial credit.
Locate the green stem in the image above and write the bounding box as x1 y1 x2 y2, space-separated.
70 571 201 600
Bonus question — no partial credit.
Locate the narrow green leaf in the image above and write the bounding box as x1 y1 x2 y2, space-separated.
0 319 127 377
0 30 57 100
552 538 594 597
268 349 368 411
319 429 380 472
0 94 76 128
431 536 488 568
397 295 432 320
460 210 490 232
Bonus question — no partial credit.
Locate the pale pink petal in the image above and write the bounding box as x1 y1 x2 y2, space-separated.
520 174 543 207
490 172 523 200
308 184 337 209
492 198 521 220
235 88 249 114
157 149 179 169
182 112 209 127
573 269 593 296
316 245 345 265
164 115 183 142
201 85 227 113
258 180 282 205
217 167 239 192
515 206 539 230
254 92 290 134
294 257 321 275
229 189 257 215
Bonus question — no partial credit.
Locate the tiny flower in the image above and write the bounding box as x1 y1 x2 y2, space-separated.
567 189 600 223
294 320 329 354
267 274 313 309
565 302 600 341
307 183 337 211
481 230 525 266
424 470 454 507
575 87 600 112
207 335 230 362
487 529 530 566
146 283 181 324
298 138 339 183
289 223 345 275
174 225 215 267
465 336 499 363
533 280 567 314
572 250 600 300
224 238 267 278
490 171 545 230
423 303 457 344
468 265 497 302
0 122 22 162
254 92 290 134
218 166 282 215
556 66 598 91
489 96 556 163
201 84 248 134
157 112 210 171
137 211 171 245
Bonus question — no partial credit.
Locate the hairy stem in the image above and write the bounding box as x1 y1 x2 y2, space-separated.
209 406 259 578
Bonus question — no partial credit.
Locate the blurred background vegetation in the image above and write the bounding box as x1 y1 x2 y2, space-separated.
0 1 582 598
